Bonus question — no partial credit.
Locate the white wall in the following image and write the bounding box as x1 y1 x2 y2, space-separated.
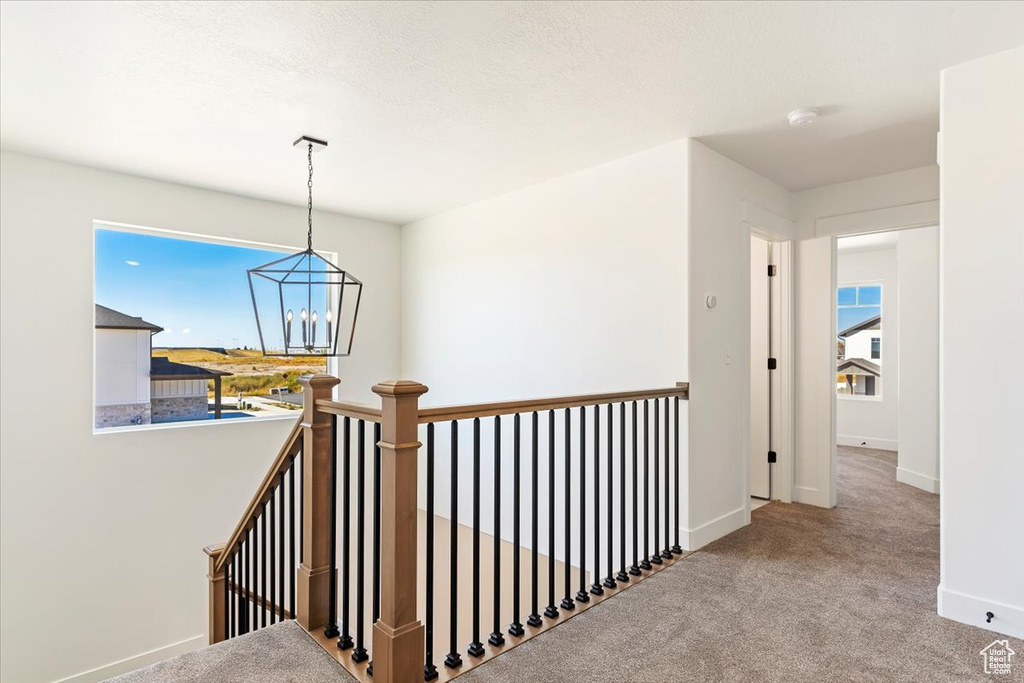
401 141 689 562
836 246 899 450
0 151 402 683
687 140 796 538
792 166 939 507
938 46 1024 639
896 225 940 493
95 329 152 405
151 379 208 399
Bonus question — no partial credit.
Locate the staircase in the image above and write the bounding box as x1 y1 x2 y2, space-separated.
202 375 689 683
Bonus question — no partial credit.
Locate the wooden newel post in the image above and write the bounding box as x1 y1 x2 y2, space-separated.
204 544 227 644
296 374 342 631
372 380 428 683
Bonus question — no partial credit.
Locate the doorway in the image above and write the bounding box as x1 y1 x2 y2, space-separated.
748 232 792 507
830 225 940 497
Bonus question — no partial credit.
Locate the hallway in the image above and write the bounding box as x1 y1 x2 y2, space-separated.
460 447 1021 682
109 447 1021 682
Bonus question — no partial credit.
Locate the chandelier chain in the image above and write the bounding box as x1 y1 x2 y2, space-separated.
307 143 314 251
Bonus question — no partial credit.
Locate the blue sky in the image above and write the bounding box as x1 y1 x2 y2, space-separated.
837 285 881 332
95 229 286 348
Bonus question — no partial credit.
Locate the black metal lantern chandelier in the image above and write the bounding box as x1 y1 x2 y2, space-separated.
247 136 362 357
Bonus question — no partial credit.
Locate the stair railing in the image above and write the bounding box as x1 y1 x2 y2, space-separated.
204 417 302 643
207 376 690 683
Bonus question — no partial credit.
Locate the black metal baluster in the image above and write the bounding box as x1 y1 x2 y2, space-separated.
576 406 589 603
444 421 463 670
641 401 652 571
325 416 340 637
247 526 253 632
339 417 353 649
527 412 542 628
603 403 616 590
261 504 268 627
229 552 235 637
651 401 662 566
279 473 286 619
223 551 230 640
510 415 525 637
290 455 296 620
425 424 438 680
662 398 672 560
352 420 368 663
468 418 484 657
269 484 276 623
561 408 575 611
590 405 603 596
672 396 683 555
240 540 248 634
251 524 258 631
544 410 559 619
368 422 382 677
489 416 505 646
617 403 629 583
630 401 641 576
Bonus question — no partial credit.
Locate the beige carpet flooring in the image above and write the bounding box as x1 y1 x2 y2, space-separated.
460 447 1023 682
110 447 1023 682
106 620 349 683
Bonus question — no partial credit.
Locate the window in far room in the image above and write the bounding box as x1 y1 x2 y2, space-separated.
836 284 882 397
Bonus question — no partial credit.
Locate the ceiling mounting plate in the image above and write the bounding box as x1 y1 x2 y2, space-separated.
293 135 328 152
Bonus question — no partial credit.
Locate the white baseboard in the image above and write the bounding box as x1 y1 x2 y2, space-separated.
682 506 746 550
53 635 205 683
793 485 833 508
938 584 1024 639
837 435 898 451
896 466 940 494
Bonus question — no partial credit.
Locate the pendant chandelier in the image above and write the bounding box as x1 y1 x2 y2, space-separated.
247 136 362 357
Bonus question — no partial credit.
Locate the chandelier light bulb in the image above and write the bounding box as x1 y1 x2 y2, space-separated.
286 309 293 321
300 308 308 321
326 308 332 322
311 310 318 323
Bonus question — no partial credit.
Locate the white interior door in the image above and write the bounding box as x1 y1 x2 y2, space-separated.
750 236 771 498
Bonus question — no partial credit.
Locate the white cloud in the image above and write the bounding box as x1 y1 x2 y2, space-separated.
182 328 191 334
125 260 140 266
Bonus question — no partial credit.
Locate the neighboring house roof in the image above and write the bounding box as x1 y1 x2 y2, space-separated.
151 356 232 380
837 357 881 376
95 304 164 333
837 314 881 339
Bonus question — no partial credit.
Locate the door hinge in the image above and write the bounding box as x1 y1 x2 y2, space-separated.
767 358 777 370
767 264 777 277
767 450 777 463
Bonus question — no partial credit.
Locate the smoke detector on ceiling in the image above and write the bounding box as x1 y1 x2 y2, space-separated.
788 108 819 127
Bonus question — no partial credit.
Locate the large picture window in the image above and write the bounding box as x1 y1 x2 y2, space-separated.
94 224 326 430
836 284 882 397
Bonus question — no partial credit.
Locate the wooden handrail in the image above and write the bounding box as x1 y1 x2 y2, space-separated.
416 383 689 423
314 398 382 422
226 581 293 621
213 418 302 575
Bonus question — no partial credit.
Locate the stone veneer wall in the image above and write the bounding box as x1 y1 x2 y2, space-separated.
151 396 208 423
95 403 152 429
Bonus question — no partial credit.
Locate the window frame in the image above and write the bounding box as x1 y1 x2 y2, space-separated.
836 279 884 402
92 219 338 434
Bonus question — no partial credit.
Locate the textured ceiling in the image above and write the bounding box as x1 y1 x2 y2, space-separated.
1 1 1021 224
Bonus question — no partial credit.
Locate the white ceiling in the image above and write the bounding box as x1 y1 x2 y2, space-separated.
1 2 1021 225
